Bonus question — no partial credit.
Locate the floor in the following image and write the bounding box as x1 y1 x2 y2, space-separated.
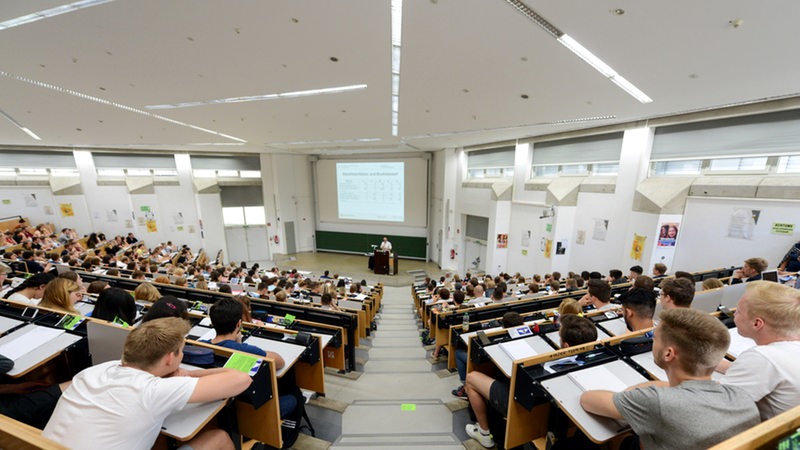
251 252 479 450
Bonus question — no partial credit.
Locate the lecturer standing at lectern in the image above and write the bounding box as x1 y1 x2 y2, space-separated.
380 237 392 253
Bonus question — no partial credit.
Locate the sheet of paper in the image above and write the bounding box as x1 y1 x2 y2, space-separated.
198 328 217 342
499 339 538 361
727 328 756 358
569 365 629 393
0 326 65 360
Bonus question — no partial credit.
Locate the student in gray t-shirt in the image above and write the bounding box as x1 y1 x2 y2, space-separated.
581 308 759 450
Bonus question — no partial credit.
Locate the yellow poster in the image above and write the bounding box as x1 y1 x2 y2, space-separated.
630 234 646 260
544 239 553 258
146 219 158 233
59 203 74 217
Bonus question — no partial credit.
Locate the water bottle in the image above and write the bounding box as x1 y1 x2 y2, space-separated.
462 312 470 332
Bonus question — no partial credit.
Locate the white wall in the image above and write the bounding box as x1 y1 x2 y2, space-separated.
673 197 800 272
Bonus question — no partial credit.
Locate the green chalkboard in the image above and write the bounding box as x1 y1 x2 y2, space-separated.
315 230 427 259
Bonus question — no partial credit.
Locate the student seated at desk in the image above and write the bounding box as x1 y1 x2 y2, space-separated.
43 317 251 450
619 287 656 334
38 277 82 314
0 354 69 429
92 287 137 327
579 279 616 311
464 314 597 448
718 281 800 421
141 296 190 322
3 273 52 305
201 298 296 418
580 309 759 450
659 278 695 310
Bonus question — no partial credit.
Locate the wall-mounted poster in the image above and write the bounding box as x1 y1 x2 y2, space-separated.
59 203 74 217
631 234 646 260
544 239 553 258
657 223 679 247
496 234 508 249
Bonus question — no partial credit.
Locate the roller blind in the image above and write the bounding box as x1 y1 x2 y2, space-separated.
93 153 176 169
532 132 623 165
191 156 260 171
220 186 263 207
467 146 515 169
651 109 800 161
465 215 489 240
0 151 75 168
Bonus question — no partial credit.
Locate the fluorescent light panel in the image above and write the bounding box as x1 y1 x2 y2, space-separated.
390 0 403 136
0 108 41 140
145 84 368 110
503 0 652 104
0 71 246 143
0 0 116 31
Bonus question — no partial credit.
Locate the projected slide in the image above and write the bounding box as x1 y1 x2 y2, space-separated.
337 162 404 222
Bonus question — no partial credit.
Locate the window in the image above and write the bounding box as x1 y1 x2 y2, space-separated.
592 163 619 175
775 155 800 173
708 156 768 172
223 206 266 226
561 164 588 176
532 165 559 177
217 169 239 177
531 163 616 177
222 207 245 225
97 168 125 177
243 207 266 225
126 168 151 176
193 169 217 178
240 170 261 178
651 160 703 176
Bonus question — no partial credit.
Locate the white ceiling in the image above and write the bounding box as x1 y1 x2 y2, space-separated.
1 0 799 156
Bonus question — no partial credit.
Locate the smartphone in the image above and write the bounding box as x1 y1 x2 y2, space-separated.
718 305 733 317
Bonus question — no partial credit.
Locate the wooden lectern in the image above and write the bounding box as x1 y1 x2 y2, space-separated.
373 250 390 275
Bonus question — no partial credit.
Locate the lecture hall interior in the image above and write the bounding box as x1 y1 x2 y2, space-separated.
0 1 799 449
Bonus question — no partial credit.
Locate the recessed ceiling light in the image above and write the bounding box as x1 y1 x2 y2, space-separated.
611 8 625 16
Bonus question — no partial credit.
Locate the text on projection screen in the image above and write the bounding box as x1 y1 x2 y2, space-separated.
336 162 404 222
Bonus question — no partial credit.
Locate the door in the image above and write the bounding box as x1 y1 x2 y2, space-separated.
224 225 270 264
225 227 249 264
284 221 297 255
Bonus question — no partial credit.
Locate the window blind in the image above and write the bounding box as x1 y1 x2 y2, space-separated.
220 186 263 207
191 156 260 171
465 215 489 240
531 132 623 165
93 153 176 169
651 109 800 161
0 151 76 168
467 146 515 169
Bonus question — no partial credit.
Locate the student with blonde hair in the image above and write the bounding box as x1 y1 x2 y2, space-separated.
133 282 161 302
44 317 251 449
719 281 800 420
39 278 82 314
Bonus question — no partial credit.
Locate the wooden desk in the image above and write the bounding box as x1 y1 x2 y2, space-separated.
161 363 227 441
483 335 557 378
0 316 24 335
539 360 648 443
0 324 83 377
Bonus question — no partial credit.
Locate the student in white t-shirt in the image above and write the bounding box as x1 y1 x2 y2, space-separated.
43 317 251 450
718 281 800 421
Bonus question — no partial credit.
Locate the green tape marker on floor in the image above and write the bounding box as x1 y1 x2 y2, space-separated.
400 404 416 411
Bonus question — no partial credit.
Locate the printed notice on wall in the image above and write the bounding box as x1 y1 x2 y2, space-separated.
592 218 609 241
771 222 794 235
728 208 756 240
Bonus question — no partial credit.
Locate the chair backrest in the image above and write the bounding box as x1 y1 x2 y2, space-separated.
692 287 725 313
720 282 747 308
87 320 129 365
